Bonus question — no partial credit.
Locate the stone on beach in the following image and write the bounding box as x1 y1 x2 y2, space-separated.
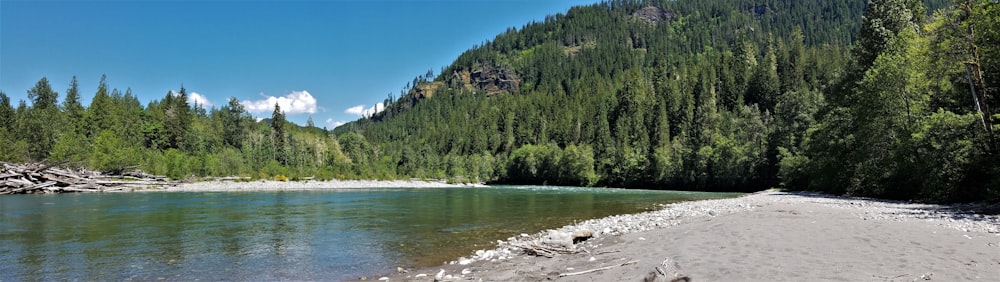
434 269 445 281
541 230 574 249
571 229 594 243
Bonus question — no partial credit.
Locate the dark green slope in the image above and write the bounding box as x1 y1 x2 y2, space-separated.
338 0 873 191
338 0 999 202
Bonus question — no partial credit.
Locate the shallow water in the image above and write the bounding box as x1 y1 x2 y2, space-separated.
0 186 737 280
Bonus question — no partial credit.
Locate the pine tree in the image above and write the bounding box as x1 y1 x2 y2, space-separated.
63 76 85 134
0 92 13 129
27 77 58 110
221 97 248 149
25 78 61 160
271 103 287 164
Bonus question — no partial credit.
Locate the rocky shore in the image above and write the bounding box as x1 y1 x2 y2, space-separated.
382 190 1000 281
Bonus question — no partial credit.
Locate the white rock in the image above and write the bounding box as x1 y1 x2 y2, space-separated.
541 230 574 248
378 277 389 281
458 258 474 265
435 269 445 280
461 268 472 275
414 273 427 278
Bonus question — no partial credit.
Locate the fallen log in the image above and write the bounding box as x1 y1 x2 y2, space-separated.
0 162 177 194
559 260 639 277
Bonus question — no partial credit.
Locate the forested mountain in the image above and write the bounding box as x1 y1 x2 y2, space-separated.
2 0 997 202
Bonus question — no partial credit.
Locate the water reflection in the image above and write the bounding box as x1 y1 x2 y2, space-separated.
0 186 736 280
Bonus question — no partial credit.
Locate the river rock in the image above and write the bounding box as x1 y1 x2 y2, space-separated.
571 229 593 244
542 230 574 249
457 257 474 265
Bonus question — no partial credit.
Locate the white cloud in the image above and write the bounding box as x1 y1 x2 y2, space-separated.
188 92 213 107
243 90 318 115
345 105 365 116
364 102 385 117
326 118 347 128
344 103 385 117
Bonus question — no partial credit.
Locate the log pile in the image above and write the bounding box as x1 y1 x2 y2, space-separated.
0 162 176 194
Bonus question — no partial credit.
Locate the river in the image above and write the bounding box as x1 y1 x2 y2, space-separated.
0 185 736 280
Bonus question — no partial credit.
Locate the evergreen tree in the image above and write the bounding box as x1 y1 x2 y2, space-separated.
63 76 85 133
221 97 249 149
25 78 61 160
271 103 287 164
0 92 13 129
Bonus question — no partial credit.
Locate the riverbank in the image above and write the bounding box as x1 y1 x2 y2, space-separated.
382 191 1000 281
150 178 487 192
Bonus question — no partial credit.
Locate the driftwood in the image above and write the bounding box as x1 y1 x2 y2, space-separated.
511 242 579 258
559 260 639 277
0 162 175 194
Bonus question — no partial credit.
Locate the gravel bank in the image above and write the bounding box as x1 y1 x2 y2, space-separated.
382 190 1000 281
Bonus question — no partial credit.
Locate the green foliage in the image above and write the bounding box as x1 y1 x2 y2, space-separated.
0 0 993 203
503 144 597 186
91 130 138 172
163 148 191 180
0 128 29 163
787 0 1000 202
49 131 91 166
271 103 287 164
910 110 985 202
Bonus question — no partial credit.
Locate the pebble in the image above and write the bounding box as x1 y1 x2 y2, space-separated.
435 269 445 280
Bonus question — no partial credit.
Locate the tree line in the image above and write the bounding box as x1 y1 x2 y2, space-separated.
2 0 996 202
341 0 998 202
0 75 378 181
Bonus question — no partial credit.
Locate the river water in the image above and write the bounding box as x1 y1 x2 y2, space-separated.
0 186 736 281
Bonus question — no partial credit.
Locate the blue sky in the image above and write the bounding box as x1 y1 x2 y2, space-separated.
1 0 599 128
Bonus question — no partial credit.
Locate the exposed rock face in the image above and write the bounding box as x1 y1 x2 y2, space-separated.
632 5 675 24
471 62 519 95
412 81 443 99
450 62 520 96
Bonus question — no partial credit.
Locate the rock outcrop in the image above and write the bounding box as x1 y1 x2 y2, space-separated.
632 5 675 24
448 62 520 96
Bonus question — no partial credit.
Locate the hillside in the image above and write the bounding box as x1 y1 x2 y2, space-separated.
336 0 998 202
2 0 996 202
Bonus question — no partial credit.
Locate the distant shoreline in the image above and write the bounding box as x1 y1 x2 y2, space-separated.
146 178 488 192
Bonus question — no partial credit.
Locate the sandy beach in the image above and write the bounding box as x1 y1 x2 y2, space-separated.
382 191 1000 281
